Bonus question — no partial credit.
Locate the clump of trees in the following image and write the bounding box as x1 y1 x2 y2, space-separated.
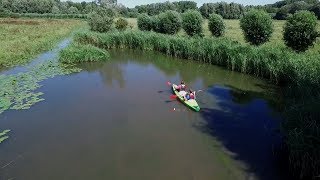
137 13 153 31
199 2 245 19
134 1 196 16
88 7 115 33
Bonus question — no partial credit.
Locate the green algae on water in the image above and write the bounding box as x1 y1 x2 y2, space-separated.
0 129 10 144
0 61 81 114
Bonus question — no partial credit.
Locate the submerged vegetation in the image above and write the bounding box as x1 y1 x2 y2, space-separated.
0 61 81 115
59 43 110 64
0 130 10 144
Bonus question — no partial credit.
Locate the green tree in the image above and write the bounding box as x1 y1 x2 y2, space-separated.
173 1 197 13
208 13 225 37
309 2 320 19
284 10 319 51
115 18 128 31
182 10 203 37
52 5 60 14
68 6 78 14
88 7 115 33
137 13 153 31
157 10 182 34
240 10 273 45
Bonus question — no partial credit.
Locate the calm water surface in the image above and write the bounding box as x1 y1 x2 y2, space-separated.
0 47 285 180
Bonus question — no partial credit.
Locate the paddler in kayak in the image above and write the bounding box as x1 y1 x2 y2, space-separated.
184 89 196 101
173 80 186 92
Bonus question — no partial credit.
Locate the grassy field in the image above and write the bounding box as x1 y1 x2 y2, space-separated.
126 18 320 52
0 18 86 68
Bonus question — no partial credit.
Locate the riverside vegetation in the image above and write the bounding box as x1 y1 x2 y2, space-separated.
58 7 320 179
1 0 319 178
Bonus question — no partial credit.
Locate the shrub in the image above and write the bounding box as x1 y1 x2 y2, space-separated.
208 13 225 37
88 7 115 33
137 13 153 31
240 10 273 45
152 15 161 33
115 18 128 31
68 6 79 14
158 10 182 34
182 10 203 37
309 3 320 19
284 11 319 52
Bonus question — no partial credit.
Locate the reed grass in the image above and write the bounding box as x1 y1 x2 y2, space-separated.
74 30 320 86
59 43 110 64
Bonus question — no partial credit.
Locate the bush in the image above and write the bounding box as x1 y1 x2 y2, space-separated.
137 13 153 31
182 10 203 37
157 10 182 34
88 7 115 33
284 11 319 52
68 6 79 14
208 13 225 37
115 18 128 31
152 15 161 33
59 43 110 64
240 10 273 45
309 3 320 20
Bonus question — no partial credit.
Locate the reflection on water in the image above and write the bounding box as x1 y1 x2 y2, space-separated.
0 49 286 180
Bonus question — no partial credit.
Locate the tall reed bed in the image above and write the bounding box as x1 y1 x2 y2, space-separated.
74 30 320 178
74 30 320 86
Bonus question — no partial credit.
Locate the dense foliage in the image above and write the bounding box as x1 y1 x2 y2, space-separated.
88 7 115 33
284 11 319 52
115 18 128 31
137 13 153 31
157 10 182 34
208 13 225 37
199 2 245 19
134 1 196 16
182 10 203 37
240 10 273 45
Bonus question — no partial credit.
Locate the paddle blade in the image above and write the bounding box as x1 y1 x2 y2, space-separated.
170 95 177 99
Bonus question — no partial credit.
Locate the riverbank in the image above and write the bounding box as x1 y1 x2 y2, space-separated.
0 18 86 68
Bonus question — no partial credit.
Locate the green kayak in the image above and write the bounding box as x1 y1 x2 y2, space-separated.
172 84 200 112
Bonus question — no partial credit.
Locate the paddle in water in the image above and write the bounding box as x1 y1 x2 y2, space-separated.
170 94 177 99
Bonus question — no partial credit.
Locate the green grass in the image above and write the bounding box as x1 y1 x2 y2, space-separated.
74 29 320 178
59 43 110 64
0 18 86 68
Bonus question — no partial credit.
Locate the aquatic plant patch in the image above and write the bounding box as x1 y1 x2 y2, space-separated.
59 43 110 64
0 130 10 144
0 61 81 114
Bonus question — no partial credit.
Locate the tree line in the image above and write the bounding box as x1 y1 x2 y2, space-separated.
0 0 319 20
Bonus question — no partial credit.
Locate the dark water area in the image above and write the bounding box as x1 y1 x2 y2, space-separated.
0 48 287 180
